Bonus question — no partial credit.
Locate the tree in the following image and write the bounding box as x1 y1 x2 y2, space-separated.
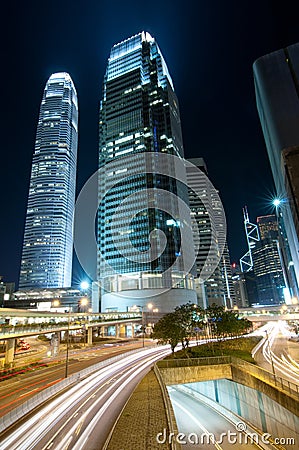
152 312 181 354
174 303 205 348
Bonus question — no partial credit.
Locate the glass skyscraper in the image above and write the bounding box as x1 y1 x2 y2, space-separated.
252 215 286 305
98 32 196 312
19 73 78 289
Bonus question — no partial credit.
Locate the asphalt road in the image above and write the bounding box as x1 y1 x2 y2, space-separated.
0 340 150 417
253 322 299 387
0 346 171 449
168 388 262 450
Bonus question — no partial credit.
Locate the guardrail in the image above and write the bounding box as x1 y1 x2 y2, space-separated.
0 345 154 434
233 356 299 396
157 355 231 368
0 318 141 340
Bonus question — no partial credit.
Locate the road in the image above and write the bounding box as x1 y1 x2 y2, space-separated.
167 387 275 450
0 340 149 417
0 346 171 449
252 322 299 388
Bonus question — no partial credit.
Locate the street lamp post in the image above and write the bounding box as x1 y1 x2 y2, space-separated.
65 308 70 378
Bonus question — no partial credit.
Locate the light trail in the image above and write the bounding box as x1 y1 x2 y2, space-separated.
257 321 299 386
0 346 170 450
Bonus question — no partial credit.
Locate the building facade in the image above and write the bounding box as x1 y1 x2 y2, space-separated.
19 73 78 289
98 32 196 313
186 158 231 308
252 215 286 306
253 43 299 299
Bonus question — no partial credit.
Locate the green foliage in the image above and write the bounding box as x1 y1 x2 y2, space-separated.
168 336 261 363
152 302 253 354
151 312 181 353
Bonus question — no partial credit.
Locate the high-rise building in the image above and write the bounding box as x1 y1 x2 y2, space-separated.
252 215 286 305
186 158 230 308
253 43 299 299
19 73 78 289
98 32 196 313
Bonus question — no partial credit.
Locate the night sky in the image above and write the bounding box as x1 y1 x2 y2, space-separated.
1 0 299 286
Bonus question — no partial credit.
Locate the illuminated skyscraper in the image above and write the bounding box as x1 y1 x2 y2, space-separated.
186 158 232 308
252 215 286 305
19 73 78 289
98 32 196 312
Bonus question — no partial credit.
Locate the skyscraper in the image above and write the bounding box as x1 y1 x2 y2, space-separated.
253 43 299 299
19 73 78 289
186 157 229 308
98 32 196 313
252 215 286 305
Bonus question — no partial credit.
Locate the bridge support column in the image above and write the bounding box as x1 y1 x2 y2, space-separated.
131 324 135 338
119 324 126 338
51 332 60 356
100 326 106 337
115 324 120 338
87 327 93 345
5 338 15 366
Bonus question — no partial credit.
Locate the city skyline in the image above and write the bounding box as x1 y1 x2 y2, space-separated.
1 1 299 285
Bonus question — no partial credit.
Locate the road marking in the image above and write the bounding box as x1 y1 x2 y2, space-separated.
19 388 39 397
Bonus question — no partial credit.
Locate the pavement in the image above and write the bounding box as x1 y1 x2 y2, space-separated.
106 369 171 450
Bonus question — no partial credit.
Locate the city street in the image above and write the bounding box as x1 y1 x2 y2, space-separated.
0 345 170 449
253 322 299 386
0 339 152 417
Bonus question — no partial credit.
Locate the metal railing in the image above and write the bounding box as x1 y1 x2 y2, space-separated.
157 355 231 368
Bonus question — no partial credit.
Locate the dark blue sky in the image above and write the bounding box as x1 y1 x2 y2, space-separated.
1 0 299 285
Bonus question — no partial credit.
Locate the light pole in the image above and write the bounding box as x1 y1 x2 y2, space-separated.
79 297 89 346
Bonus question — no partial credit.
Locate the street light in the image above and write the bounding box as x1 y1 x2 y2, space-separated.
80 281 90 290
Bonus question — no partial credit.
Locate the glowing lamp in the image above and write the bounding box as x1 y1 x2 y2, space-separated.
80 281 90 290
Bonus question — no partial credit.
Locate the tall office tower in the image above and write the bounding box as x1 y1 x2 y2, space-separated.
186 158 227 308
253 43 299 299
98 32 196 313
19 73 78 289
252 215 286 305
221 243 235 308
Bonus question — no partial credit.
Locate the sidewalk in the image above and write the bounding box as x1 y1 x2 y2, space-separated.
106 369 171 450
